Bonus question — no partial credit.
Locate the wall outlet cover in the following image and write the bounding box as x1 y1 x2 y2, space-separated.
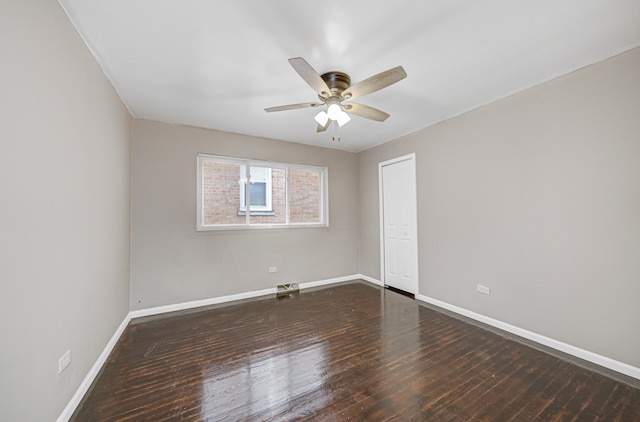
477 284 491 295
58 350 71 374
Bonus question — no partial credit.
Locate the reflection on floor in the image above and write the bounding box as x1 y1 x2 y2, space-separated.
71 281 640 421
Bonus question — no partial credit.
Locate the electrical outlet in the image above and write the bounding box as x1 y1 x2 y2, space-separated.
58 350 71 374
477 284 491 295
269 267 277 273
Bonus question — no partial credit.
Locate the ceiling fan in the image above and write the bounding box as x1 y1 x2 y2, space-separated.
265 57 407 133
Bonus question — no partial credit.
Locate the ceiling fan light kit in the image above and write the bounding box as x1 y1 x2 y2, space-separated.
327 102 342 120
314 111 329 126
336 111 351 127
265 57 406 138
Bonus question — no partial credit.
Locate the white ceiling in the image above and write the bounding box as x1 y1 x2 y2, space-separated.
59 0 640 153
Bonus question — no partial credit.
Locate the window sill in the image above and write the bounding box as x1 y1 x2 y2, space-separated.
237 209 275 216
196 222 329 231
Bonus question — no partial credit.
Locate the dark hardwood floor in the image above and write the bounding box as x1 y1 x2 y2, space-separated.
71 281 640 421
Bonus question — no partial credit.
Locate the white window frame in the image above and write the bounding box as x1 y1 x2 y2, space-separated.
197 154 329 230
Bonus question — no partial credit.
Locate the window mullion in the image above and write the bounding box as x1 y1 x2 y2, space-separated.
285 167 290 225
319 169 325 223
245 163 250 225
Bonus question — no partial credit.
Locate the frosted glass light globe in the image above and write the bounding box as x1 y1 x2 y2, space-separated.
327 103 342 120
336 111 351 127
314 111 329 126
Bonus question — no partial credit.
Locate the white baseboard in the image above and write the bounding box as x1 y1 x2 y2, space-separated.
56 312 132 422
130 274 368 319
130 287 276 319
357 274 384 286
299 274 362 289
416 293 640 381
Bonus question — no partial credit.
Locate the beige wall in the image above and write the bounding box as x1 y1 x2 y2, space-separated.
0 0 132 421
1 2 638 418
359 47 640 368
130 119 359 310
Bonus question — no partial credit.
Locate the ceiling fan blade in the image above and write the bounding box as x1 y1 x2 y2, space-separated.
288 57 332 98
341 66 407 101
317 119 331 132
343 102 390 122
264 102 322 112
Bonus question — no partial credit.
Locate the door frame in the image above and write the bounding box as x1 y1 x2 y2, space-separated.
378 153 419 294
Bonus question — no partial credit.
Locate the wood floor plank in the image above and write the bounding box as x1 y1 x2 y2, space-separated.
70 281 640 421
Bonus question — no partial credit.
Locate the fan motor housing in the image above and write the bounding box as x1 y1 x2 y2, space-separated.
321 71 351 95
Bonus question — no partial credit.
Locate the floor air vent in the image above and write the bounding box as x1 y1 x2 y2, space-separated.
276 283 299 298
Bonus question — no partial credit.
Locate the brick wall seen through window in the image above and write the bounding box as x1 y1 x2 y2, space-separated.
197 155 327 229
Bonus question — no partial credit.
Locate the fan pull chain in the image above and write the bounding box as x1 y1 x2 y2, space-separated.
331 120 341 142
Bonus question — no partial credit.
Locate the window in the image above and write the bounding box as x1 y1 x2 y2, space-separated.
197 154 328 230
239 166 273 214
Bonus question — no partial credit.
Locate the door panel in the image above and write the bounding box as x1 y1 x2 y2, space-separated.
380 155 418 294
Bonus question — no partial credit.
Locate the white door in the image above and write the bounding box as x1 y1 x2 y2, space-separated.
379 154 419 294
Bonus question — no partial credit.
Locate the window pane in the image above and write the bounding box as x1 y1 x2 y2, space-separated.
240 166 271 211
202 161 244 225
289 168 321 223
249 183 267 206
198 154 327 230
249 167 286 225
250 167 269 183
